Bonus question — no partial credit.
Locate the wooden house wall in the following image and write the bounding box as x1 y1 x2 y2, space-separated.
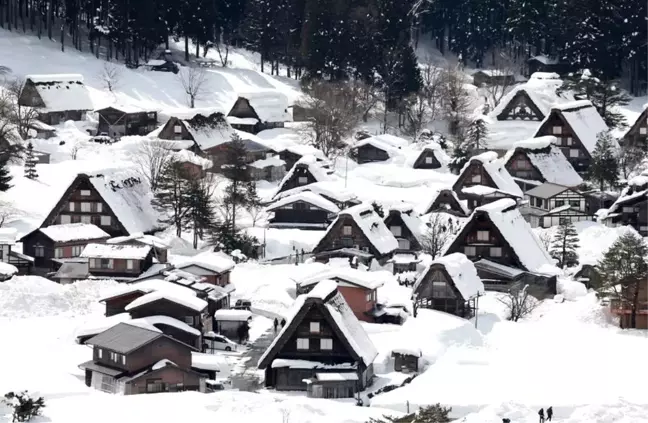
157 117 194 143
497 91 544 121
425 190 466 216
43 177 127 237
270 202 332 226
383 212 421 251
453 162 497 199
97 108 158 137
203 144 267 174
88 254 152 278
535 112 590 172
505 151 543 181
126 365 202 394
337 285 376 322
413 264 470 317
413 150 441 169
229 98 259 120
279 150 301 171
445 213 521 269
104 292 145 316
92 336 192 373
312 215 382 258
278 165 318 193
615 200 648 236
527 188 588 212
18 81 45 108
623 109 648 148
356 144 390 164
38 110 84 125
22 231 108 269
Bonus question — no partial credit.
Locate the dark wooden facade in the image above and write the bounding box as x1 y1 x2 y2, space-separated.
277 164 320 194
452 160 497 200
157 116 199 145
353 144 390 164
524 186 593 228
392 352 419 373
383 211 422 252
0 242 33 276
412 148 441 169
505 150 543 182
423 189 468 216
534 110 592 172
96 107 158 138
472 71 515 87
527 57 571 76
20 230 109 269
573 264 602 290
87 251 154 279
258 293 373 394
127 297 206 333
38 174 131 238
496 90 545 121
412 263 474 317
622 107 647 149
312 213 392 261
268 199 335 229
607 197 648 236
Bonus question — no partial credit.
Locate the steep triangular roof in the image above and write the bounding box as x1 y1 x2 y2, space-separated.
412 145 448 168
385 203 428 244
229 91 291 123
623 105 648 140
534 100 612 155
182 112 236 151
503 136 583 186
413 253 484 300
352 134 408 158
420 188 470 216
445 199 556 274
23 74 93 112
275 155 334 195
257 280 377 368
491 73 573 120
605 171 648 216
273 181 358 207
454 151 523 197
266 191 340 214
313 203 398 256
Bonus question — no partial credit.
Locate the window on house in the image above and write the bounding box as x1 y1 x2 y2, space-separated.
96 203 103 213
100 258 113 269
471 174 482 183
101 216 111 226
397 238 410 250
60 215 71 224
81 202 92 212
110 351 117 361
71 215 81 223
282 203 293 210
555 200 565 208
148 112 155 119
296 338 309 350
432 281 455 298
81 215 91 224
343 225 352 236
80 190 91 196
89 258 97 268
490 247 503 257
566 137 573 146
174 125 182 134
121 355 126 365
184 316 194 325
569 149 579 158
366 292 372 302
69 202 75 212
54 248 63 258
320 338 333 350
640 127 647 135
98 349 102 358
34 246 44 257
464 246 476 256
622 206 634 213
515 159 531 170
477 230 489 241
390 226 402 236
310 322 320 333
298 176 308 184
552 126 562 135
425 156 433 164
71 245 83 257
126 259 134 270
569 201 580 209
535 198 543 208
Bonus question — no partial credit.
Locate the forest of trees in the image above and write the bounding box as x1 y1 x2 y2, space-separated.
0 0 645 95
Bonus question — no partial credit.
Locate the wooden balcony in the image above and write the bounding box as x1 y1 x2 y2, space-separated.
610 300 648 315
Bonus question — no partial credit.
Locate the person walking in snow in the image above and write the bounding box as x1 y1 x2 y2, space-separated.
280 318 286 328
538 408 545 423
546 407 553 421
273 318 279 333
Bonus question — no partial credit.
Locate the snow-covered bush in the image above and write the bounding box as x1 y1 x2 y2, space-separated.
3 391 45 422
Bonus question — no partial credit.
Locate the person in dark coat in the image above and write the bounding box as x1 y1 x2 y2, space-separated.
280 318 286 328
273 318 279 333
538 408 545 423
546 407 553 421
502 419 511 423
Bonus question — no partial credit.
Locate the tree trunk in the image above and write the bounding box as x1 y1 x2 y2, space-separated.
184 35 189 62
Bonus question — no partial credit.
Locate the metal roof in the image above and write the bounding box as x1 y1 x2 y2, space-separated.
85 323 162 354
525 182 570 199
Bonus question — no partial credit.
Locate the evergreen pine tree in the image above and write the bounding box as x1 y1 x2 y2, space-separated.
597 233 648 328
23 143 38 180
465 117 488 151
221 134 258 233
0 154 12 191
184 177 218 249
152 160 192 237
549 220 580 268
587 131 619 191
449 143 470 175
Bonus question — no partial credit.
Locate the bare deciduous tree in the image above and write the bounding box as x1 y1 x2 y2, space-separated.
497 283 540 322
247 200 267 227
70 143 83 160
440 65 473 140
617 144 647 179
134 140 174 192
0 199 21 227
405 59 444 136
480 51 521 109
537 230 552 252
98 62 122 92
420 213 460 259
297 80 362 158
3 78 39 139
177 67 208 108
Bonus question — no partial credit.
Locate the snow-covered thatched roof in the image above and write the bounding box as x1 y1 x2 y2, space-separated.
181 112 236 151
275 155 334 194
503 136 583 186
353 134 409 157
605 170 648 217
171 149 213 169
297 266 392 290
386 203 428 244
491 72 573 119
39 223 110 243
80 243 152 260
459 151 523 197
413 253 484 300
267 191 340 213
25 74 93 112
273 181 358 205
232 91 291 123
